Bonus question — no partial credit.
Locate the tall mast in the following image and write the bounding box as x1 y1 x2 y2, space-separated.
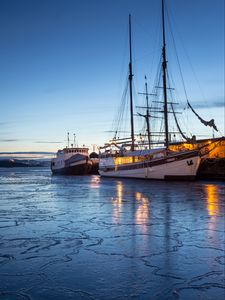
145 76 151 149
67 132 70 148
138 76 156 149
129 14 135 151
162 0 169 149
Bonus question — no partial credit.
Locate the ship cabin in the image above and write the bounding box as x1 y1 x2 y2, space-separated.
62 147 89 154
55 147 89 161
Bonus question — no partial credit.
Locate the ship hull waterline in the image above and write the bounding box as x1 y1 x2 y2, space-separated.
99 153 201 181
51 161 93 175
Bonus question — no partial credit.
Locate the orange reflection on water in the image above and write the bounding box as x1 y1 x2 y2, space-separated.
135 192 142 201
205 184 219 216
204 184 221 239
116 181 123 206
135 192 149 234
112 181 123 223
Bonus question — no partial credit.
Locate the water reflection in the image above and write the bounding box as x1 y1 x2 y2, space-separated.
135 192 149 234
112 181 123 223
89 175 100 189
1 169 224 300
204 184 220 233
205 184 219 216
112 182 150 231
135 192 142 201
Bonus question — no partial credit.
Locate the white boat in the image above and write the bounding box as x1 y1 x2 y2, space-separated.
99 1 203 181
99 146 200 180
51 146 94 175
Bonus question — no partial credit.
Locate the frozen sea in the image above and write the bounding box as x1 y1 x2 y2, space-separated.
0 167 224 300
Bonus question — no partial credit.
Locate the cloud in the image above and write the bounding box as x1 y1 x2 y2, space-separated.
0 139 19 142
0 151 55 155
34 141 63 144
191 99 224 109
0 139 62 143
0 121 20 126
0 151 55 160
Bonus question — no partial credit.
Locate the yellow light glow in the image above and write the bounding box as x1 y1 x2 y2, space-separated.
114 156 134 165
168 140 225 158
205 184 219 216
116 181 123 205
135 193 149 234
112 181 123 223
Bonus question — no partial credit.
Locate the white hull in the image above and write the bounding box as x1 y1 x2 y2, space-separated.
99 152 201 180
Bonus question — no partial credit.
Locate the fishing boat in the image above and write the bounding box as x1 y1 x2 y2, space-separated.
99 1 207 180
51 134 98 175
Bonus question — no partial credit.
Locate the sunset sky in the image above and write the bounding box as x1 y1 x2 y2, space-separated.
0 0 224 155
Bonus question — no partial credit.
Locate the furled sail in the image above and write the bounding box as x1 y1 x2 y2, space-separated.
187 101 218 131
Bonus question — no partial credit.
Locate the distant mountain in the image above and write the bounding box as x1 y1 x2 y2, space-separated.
0 151 55 160
0 159 50 168
0 151 55 155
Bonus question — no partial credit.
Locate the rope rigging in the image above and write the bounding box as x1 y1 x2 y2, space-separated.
187 101 218 132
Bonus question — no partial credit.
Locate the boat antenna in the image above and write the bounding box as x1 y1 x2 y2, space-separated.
73 133 76 147
162 0 169 149
129 14 135 151
67 132 70 148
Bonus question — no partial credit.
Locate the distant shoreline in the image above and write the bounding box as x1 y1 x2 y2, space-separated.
0 151 55 161
0 159 50 168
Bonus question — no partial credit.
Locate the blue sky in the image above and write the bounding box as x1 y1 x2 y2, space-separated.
0 0 224 153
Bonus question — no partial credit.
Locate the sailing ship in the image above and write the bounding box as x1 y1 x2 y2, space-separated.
98 0 207 180
51 133 99 175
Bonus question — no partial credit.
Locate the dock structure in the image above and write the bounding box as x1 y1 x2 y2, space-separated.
169 137 225 180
